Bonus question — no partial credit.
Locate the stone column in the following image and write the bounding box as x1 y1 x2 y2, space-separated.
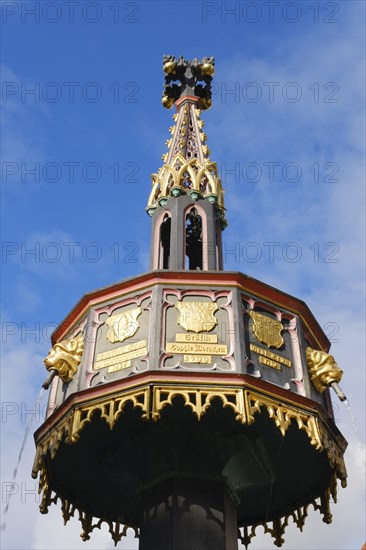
139 476 238 550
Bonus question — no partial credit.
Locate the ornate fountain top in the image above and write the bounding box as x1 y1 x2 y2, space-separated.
162 55 215 110
147 55 226 228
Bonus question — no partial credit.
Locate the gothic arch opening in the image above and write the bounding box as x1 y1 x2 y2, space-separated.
185 207 203 270
159 213 171 269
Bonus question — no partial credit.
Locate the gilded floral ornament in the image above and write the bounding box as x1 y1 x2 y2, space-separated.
44 334 84 384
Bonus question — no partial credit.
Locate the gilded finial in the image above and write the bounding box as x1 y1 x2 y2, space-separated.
162 95 174 109
162 55 215 110
147 55 227 229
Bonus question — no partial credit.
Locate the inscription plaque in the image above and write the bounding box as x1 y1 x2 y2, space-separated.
183 354 212 364
94 339 147 371
176 333 218 343
259 356 281 371
250 343 292 370
166 342 227 355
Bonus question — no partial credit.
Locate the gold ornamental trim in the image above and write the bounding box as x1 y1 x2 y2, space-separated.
68 387 150 443
32 387 150 477
238 472 337 548
319 424 348 487
147 153 225 211
33 382 347 485
38 466 139 545
149 384 346 486
245 389 323 451
152 385 246 423
37 461 337 549
33 381 347 547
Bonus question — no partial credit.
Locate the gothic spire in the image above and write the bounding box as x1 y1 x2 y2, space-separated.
146 56 227 231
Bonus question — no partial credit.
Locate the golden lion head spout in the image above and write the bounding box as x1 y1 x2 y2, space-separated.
44 335 84 384
306 347 343 394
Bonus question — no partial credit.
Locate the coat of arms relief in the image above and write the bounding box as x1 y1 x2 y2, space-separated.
249 310 284 349
176 301 218 333
106 306 142 343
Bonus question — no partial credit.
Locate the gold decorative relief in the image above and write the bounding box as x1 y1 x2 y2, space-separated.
245 390 323 450
249 310 284 349
319 424 347 487
176 300 218 333
44 335 84 384
38 466 139 545
33 380 347 547
106 306 142 344
69 387 150 442
147 153 226 215
152 385 246 423
38 466 54 514
238 481 338 548
202 145 210 157
33 384 345 479
32 386 150 478
305 347 343 393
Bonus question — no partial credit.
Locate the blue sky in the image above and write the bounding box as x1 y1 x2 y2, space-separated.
1 1 365 549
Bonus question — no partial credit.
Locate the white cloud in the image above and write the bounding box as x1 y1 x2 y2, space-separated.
1 64 48 175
